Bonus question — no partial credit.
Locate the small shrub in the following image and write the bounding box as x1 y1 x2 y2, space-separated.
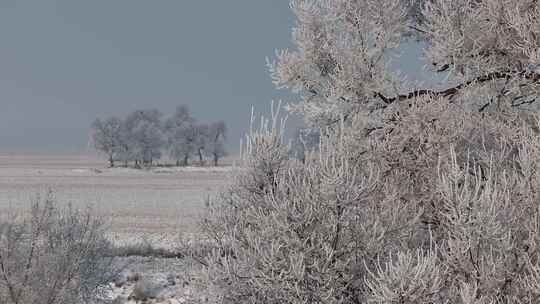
0 190 121 304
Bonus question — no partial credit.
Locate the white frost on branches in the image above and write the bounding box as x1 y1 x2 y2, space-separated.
201 1 540 303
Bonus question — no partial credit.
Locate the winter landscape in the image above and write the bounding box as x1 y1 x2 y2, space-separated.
0 153 232 235
0 152 234 303
1 1 540 303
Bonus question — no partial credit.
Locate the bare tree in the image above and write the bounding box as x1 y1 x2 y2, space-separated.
200 1 540 303
206 121 227 166
90 117 123 167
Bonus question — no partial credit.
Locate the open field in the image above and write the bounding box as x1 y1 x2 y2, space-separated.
0 153 236 303
0 153 233 236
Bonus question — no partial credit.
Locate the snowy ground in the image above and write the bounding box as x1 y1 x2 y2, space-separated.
0 153 235 303
0 153 234 235
102 256 213 304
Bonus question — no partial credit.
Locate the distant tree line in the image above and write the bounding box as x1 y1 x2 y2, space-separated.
90 105 227 168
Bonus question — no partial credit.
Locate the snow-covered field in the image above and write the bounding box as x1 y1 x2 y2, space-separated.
0 153 236 303
0 152 234 236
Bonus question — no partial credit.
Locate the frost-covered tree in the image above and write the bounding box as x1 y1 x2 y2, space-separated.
164 105 219 166
165 105 197 166
175 125 200 166
124 109 164 167
90 117 123 167
115 121 135 167
201 1 540 303
165 105 195 135
206 121 227 166
268 0 538 126
194 123 210 166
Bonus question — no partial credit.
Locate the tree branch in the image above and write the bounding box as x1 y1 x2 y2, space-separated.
0 252 20 304
315 70 538 127
376 70 539 106
432 49 512 73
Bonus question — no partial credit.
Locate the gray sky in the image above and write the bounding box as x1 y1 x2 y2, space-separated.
0 1 299 153
0 1 446 154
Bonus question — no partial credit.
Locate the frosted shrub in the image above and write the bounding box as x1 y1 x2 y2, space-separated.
0 191 119 304
202 106 422 303
202 111 540 303
200 0 539 302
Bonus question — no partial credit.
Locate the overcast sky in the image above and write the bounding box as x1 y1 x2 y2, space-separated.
0 1 302 153
0 1 447 154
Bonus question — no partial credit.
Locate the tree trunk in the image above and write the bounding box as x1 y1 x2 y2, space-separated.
198 149 204 166
108 154 115 168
